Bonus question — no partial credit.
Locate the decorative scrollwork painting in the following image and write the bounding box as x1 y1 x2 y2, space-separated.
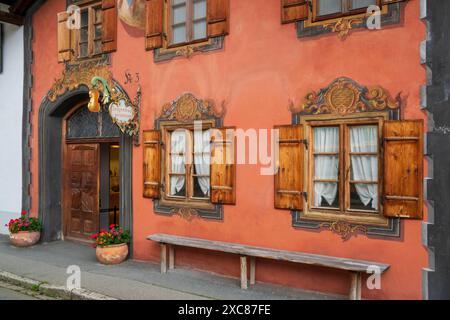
289 77 401 116
158 93 226 123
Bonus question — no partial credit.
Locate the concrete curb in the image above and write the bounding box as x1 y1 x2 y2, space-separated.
0 270 117 300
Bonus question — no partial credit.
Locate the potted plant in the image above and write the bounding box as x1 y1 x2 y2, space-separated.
6 211 42 247
91 224 130 265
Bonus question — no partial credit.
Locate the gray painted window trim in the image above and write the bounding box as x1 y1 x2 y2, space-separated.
154 36 224 63
152 115 224 220
296 3 402 38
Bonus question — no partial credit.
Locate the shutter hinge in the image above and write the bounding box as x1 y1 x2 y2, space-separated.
303 192 308 203
301 139 308 150
162 32 168 40
307 0 313 12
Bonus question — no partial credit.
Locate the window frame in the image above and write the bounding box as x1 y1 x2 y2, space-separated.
160 120 215 210
312 0 382 22
166 0 208 49
301 112 389 227
75 0 103 60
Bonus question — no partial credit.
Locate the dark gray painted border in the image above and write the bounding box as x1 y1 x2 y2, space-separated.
37 86 133 247
22 0 46 213
296 3 402 39
154 36 224 63
153 109 224 220
422 0 450 300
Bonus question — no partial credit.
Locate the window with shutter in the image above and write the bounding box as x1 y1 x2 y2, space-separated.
155 120 235 211
145 0 229 61
276 113 424 229
298 113 390 227
57 0 117 64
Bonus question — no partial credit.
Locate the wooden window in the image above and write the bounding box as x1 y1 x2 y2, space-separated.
158 122 214 208
145 0 230 52
308 120 381 215
165 127 211 202
313 0 380 21
304 115 385 224
78 3 103 58
275 113 424 226
57 0 117 63
169 0 207 46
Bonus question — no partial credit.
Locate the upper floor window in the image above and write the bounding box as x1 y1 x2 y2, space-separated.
57 0 117 64
79 3 103 58
145 0 229 61
315 0 379 21
169 0 207 47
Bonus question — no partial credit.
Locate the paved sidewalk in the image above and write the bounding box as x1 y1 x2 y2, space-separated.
0 235 340 300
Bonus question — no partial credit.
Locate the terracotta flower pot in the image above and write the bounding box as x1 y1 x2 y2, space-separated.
96 243 129 265
9 231 41 247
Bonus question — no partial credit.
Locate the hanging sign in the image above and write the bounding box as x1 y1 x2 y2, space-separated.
108 93 140 139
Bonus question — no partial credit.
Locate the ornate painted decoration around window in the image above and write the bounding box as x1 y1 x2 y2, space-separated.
154 93 226 221
291 77 402 240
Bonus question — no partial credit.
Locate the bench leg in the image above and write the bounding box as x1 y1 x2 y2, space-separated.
349 272 362 300
240 256 248 290
160 244 167 274
169 245 175 270
250 257 256 285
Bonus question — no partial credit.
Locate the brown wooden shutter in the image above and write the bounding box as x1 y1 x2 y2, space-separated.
281 0 309 24
143 130 162 199
207 0 230 37
145 0 164 50
210 127 236 205
383 120 423 219
274 125 305 210
57 12 72 63
102 0 118 53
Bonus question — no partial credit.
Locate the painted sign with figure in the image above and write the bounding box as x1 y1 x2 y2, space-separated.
118 0 146 30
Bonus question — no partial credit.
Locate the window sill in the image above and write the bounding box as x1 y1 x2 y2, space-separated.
154 36 224 63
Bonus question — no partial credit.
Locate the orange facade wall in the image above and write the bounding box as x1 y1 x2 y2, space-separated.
30 0 428 299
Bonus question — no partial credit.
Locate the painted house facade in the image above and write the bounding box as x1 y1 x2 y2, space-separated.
0 3 24 234
6 0 449 299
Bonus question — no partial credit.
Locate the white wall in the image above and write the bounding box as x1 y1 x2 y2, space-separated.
0 16 24 234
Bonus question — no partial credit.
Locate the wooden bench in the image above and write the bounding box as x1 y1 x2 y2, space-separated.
147 233 390 300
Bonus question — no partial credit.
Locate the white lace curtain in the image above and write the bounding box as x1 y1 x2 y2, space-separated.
350 125 378 210
314 127 339 207
194 130 211 196
170 130 186 196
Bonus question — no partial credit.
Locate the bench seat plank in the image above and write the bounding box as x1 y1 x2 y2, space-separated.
147 233 390 273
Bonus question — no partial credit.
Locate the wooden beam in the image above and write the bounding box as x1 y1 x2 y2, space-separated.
0 10 24 25
8 0 34 15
